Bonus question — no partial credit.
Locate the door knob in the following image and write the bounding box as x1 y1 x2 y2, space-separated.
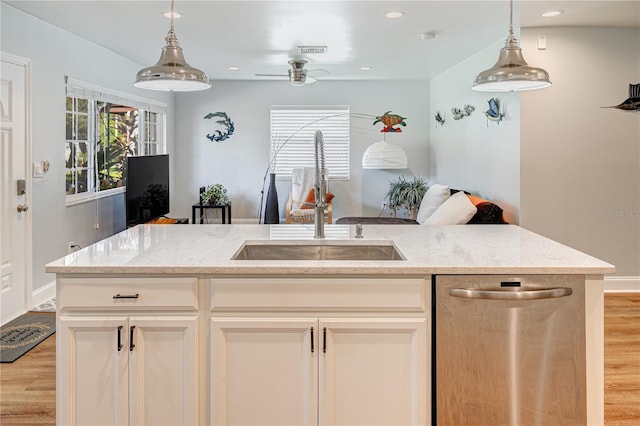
17 204 28 212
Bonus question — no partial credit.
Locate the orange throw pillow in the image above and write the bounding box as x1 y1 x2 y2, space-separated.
301 189 335 209
467 194 488 206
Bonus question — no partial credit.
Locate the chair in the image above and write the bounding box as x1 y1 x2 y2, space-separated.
285 167 333 224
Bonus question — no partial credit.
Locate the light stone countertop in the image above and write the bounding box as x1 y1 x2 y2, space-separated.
45 224 615 275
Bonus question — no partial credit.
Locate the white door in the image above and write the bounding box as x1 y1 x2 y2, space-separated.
319 318 428 426
129 316 198 426
57 317 129 426
0 54 30 324
210 318 318 426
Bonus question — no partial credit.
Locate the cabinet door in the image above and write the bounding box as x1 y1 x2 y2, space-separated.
58 317 128 426
211 318 318 426
128 316 199 426
319 318 428 426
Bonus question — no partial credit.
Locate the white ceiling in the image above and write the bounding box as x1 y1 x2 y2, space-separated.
5 0 639 82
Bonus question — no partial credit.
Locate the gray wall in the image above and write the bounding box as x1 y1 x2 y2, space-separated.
520 27 640 277
1 3 175 291
429 39 521 224
172 80 430 222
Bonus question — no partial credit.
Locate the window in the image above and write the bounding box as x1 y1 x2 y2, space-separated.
65 77 166 204
270 106 350 180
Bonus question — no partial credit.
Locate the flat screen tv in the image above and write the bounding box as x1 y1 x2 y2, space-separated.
125 154 169 226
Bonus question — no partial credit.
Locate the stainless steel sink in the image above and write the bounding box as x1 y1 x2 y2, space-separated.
232 240 405 261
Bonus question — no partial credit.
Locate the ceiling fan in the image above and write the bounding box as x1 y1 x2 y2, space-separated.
255 59 327 86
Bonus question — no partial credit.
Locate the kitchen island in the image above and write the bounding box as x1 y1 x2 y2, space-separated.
47 224 614 426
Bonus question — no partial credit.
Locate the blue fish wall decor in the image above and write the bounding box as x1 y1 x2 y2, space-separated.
204 112 235 142
485 98 504 125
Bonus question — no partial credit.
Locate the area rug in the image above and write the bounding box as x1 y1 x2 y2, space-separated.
0 312 55 363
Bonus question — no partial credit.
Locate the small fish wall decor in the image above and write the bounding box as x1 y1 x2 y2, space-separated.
451 104 475 120
602 83 640 112
373 111 407 132
435 111 445 127
204 112 235 142
485 98 504 126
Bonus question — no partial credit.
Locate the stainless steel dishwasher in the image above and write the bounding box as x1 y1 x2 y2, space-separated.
434 275 586 425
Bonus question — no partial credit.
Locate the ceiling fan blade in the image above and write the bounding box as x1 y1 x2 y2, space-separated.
255 73 288 77
307 68 329 75
304 75 317 84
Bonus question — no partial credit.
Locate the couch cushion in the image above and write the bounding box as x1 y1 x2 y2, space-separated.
416 183 450 224
424 190 477 225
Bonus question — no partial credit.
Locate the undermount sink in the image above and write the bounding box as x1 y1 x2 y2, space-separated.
231 240 405 261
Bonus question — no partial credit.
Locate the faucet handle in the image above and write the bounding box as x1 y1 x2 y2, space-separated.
355 224 364 239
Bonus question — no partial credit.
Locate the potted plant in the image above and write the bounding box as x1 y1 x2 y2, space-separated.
201 183 230 206
385 176 428 219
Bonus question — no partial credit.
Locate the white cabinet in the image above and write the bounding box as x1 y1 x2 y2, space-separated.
209 277 430 426
56 277 199 426
210 319 318 426
319 318 427 426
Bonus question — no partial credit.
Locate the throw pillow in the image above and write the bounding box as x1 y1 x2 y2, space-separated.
416 183 450 224
425 190 477 225
467 194 508 224
301 189 335 209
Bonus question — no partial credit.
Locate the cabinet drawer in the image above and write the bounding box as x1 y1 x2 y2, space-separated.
210 277 428 312
59 277 198 310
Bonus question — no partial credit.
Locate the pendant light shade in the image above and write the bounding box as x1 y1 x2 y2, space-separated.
362 140 408 169
472 0 551 92
135 0 211 91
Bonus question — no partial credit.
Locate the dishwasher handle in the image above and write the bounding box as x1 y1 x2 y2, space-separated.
449 287 573 300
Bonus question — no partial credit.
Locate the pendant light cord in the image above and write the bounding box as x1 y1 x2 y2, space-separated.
165 0 179 47
505 0 518 48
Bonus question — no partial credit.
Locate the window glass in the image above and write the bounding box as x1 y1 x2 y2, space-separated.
64 84 165 202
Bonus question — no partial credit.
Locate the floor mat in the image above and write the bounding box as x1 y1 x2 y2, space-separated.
0 312 55 363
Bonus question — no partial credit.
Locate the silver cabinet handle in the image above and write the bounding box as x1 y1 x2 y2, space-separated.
449 287 573 300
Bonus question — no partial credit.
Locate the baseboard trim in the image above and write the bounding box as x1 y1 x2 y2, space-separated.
31 280 56 308
604 276 640 293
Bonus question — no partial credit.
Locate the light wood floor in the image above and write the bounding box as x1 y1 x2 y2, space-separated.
1 295 639 425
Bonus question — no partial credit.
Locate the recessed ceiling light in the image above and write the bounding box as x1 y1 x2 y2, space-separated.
163 10 182 19
227 66 240 71
384 11 405 19
360 66 372 71
542 10 564 17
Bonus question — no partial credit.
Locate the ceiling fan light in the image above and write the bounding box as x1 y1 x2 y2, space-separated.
472 0 551 92
135 0 211 92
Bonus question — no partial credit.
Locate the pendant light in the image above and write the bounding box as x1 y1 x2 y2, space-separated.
362 134 408 169
135 0 211 91
472 0 551 92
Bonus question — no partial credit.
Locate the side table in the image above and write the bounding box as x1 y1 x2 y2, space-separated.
192 203 232 224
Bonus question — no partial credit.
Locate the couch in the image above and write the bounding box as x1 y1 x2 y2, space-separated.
336 184 508 225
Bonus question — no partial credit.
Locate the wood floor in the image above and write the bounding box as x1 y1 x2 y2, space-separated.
1 295 639 426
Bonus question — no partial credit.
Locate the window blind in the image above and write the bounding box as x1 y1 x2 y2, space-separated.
270 106 350 180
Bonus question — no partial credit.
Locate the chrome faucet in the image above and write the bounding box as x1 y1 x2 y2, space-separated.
314 130 327 239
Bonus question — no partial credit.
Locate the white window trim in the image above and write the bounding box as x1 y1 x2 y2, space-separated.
64 76 167 206
65 187 125 207
270 105 350 180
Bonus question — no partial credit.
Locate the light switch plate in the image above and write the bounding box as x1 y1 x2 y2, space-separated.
537 35 547 50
